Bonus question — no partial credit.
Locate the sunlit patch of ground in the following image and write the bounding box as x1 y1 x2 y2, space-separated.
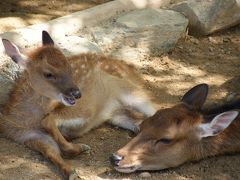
0 0 112 33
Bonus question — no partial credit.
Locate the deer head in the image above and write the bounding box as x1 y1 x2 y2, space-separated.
2 31 81 106
110 84 239 173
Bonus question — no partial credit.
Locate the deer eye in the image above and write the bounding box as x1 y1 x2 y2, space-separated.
43 72 56 80
155 138 172 145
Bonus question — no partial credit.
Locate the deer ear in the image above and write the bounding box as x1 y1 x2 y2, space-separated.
197 111 239 138
181 84 208 110
2 39 27 68
42 31 54 46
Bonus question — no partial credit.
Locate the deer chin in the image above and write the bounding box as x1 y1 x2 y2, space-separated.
114 165 141 173
59 94 76 106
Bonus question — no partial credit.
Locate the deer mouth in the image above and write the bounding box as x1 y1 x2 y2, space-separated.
114 165 141 173
60 94 76 106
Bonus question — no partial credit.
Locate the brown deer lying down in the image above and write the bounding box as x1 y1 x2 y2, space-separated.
1 31 157 178
110 84 240 173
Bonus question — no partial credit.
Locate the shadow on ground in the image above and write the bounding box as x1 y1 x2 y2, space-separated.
0 0 113 33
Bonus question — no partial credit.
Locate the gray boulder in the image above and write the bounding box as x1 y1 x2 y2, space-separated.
89 9 188 63
171 0 240 35
56 36 102 56
0 57 20 110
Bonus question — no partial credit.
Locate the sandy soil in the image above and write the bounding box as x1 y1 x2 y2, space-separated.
0 0 112 33
0 1 240 180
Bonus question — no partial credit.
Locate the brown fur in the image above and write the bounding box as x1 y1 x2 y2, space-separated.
1 34 158 178
112 98 240 173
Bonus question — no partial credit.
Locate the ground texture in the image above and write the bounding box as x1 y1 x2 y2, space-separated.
0 1 239 180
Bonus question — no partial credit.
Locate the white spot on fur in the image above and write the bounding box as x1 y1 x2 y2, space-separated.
60 118 85 128
81 64 86 69
75 70 79 73
121 94 156 117
110 115 139 133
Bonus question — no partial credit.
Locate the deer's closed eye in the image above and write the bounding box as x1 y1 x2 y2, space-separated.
43 72 56 80
155 138 172 145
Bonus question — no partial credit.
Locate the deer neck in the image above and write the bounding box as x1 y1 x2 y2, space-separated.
3 72 59 117
190 119 240 161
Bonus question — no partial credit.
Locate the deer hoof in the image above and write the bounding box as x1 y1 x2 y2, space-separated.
63 143 90 157
79 144 91 152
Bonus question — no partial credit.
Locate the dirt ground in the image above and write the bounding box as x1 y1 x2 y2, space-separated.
0 1 240 180
0 0 113 33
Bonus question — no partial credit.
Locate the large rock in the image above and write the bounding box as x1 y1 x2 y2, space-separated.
0 0 172 54
0 57 20 110
56 36 102 56
88 9 188 64
171 0 240 35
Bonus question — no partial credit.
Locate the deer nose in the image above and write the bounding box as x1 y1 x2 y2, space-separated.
68 88 81 99
110 153 123 166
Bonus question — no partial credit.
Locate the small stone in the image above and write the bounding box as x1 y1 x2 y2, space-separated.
139 172 151 178
107 171 111 176
190 37 199 44
208 37 218 44
100 137 104 140
126 38 137 47
147 66 157 75
188 48 194 53
225 51 231 55
209 46 214 52
223 37 231 43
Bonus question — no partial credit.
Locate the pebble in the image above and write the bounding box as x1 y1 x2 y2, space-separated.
190 38 199 44
209 46 214 52
208 36 222 44
223 37 230 43
127 38 137 47
225 51 231 55
100 136 105 140
188 48 194 53
147 66 157 75
208 37 216 43
139 172 151 178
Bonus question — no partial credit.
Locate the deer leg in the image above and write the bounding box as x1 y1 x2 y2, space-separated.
24 134 77 179
120 92 158 117
41 114 90 157
109 109 144 133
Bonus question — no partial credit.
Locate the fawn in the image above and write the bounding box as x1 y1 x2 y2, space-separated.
1 31 158 178
110 84 240 173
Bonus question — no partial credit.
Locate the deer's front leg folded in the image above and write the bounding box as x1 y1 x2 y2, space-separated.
41 114 90 157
